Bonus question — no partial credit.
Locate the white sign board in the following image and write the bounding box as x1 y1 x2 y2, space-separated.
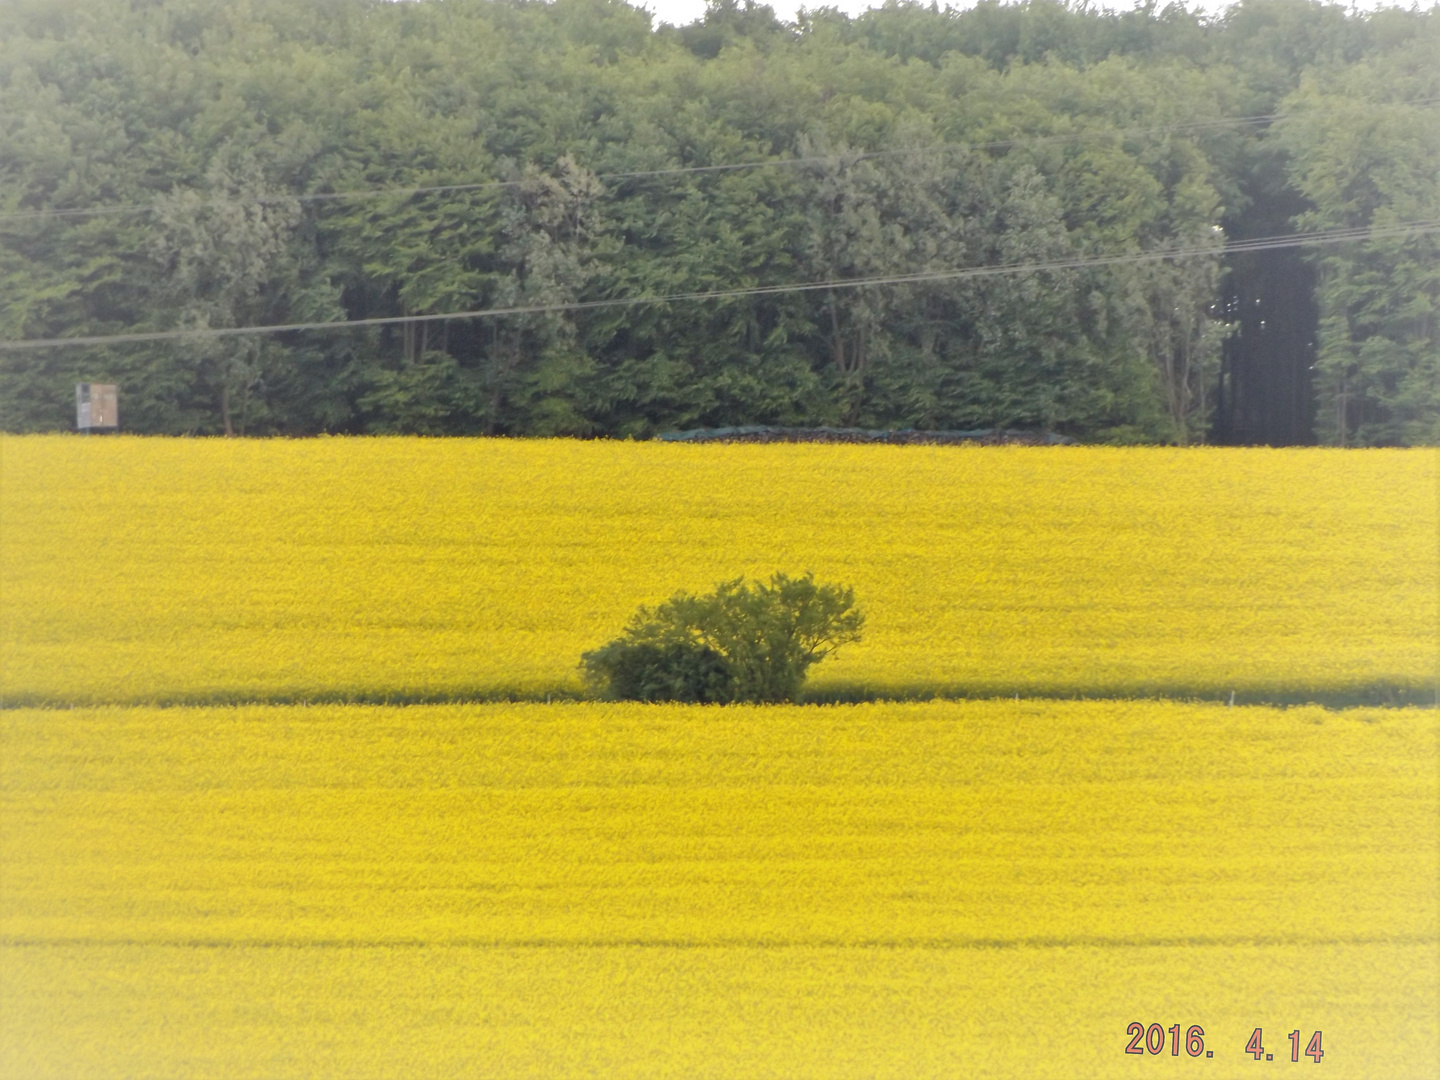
76 383 118 430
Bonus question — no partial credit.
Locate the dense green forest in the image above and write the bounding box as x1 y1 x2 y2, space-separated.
1 0 1435 443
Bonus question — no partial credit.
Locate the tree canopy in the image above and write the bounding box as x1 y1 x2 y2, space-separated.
1 0 1435 444
582 572 865 703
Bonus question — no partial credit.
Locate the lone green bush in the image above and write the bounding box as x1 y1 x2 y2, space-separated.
582 640 734 704
581 572 864 704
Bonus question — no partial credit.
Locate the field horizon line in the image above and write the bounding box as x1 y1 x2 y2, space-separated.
4 932 1435 951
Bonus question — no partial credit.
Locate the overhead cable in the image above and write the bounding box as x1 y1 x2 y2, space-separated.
2 219 1435 352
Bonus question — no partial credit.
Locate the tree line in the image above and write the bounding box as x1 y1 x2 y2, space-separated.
1 0 1435 444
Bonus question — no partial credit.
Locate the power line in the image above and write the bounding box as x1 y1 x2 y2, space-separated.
6 99 1437 224
4 220 1434 353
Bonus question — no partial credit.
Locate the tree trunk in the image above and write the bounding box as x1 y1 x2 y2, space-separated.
221 383 234 438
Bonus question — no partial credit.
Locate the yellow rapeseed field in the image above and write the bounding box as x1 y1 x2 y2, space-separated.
1 438 1436 1077
2 699 1436 1078
0 436 1434 705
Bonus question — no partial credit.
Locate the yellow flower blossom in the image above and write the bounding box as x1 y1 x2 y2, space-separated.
0 700 1434 1077
1 437 1433 705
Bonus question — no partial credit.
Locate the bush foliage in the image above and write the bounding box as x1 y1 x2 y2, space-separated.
582 573 865 704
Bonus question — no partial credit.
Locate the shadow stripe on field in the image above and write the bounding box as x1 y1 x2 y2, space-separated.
1 682 1432 709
